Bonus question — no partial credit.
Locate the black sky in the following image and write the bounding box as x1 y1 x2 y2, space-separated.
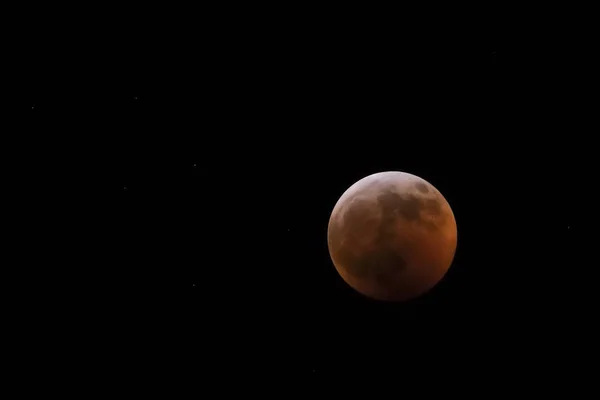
30 8 589 384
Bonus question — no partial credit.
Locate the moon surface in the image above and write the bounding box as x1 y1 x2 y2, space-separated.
327 171 457 302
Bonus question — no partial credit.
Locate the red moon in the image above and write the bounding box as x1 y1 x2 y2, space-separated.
327 171 457 302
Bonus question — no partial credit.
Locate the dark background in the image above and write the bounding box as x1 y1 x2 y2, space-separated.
31 7 587 387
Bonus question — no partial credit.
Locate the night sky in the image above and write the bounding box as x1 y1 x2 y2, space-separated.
31 11 587 385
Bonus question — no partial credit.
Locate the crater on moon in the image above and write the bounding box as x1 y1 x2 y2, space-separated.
414 181 429 193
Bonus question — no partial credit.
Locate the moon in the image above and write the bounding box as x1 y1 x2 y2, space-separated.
327 171 457 302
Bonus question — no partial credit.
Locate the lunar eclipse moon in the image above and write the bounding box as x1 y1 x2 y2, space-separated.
327 171 458 302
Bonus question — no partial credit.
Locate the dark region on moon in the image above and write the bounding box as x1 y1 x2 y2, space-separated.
337 240 408 283
377 190 442 227
415 182 429 193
